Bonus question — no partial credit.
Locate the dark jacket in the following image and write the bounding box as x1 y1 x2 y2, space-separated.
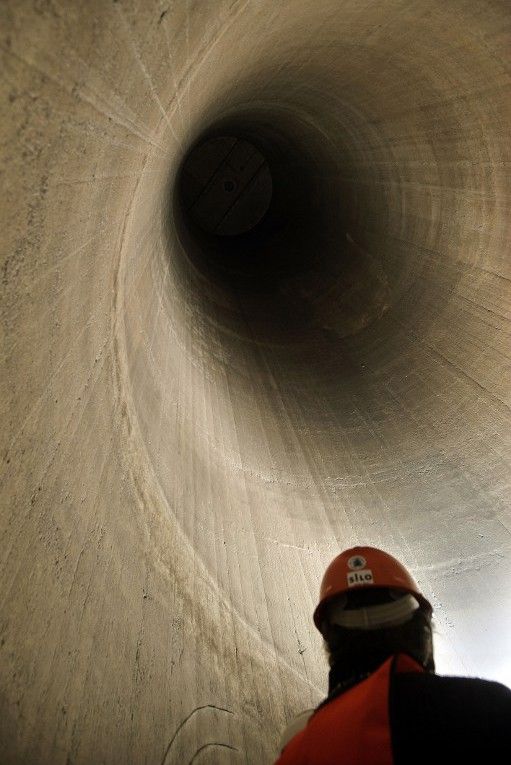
276 653 511 764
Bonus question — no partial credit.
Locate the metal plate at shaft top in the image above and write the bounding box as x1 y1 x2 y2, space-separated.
181 136 273 236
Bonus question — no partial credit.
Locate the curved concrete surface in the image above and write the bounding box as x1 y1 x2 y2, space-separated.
1 1 510 762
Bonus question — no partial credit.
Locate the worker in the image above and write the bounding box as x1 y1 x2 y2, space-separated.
275 546 511 763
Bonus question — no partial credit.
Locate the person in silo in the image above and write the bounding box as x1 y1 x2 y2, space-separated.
275 546 511 764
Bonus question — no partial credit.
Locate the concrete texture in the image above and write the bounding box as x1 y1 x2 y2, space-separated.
1 1 510 762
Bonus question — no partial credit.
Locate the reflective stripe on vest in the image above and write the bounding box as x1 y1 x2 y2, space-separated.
276 653 424 765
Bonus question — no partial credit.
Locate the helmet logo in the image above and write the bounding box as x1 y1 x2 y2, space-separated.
348 555 366 570
347 570 374 587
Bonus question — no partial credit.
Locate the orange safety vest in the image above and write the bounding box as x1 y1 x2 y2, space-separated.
276 653 424 765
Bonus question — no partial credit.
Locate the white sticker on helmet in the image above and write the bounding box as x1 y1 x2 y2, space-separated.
347 569 374 586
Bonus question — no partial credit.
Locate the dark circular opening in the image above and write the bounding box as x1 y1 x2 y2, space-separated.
178 135 273 237
171 113 337 295
168 110 382 351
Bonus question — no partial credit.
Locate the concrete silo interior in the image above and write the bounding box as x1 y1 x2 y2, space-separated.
1 0 510 762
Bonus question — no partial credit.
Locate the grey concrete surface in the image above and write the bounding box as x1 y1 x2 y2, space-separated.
1 1 510 763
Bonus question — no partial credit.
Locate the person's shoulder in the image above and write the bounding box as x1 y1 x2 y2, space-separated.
396 670 511 716
278 709 314 753
423 672 511 696
392 672 511 761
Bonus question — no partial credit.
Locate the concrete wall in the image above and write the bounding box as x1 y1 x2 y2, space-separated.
1 1 510 762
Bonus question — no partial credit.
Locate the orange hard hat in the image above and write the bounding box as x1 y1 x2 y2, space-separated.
313 546 432 631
